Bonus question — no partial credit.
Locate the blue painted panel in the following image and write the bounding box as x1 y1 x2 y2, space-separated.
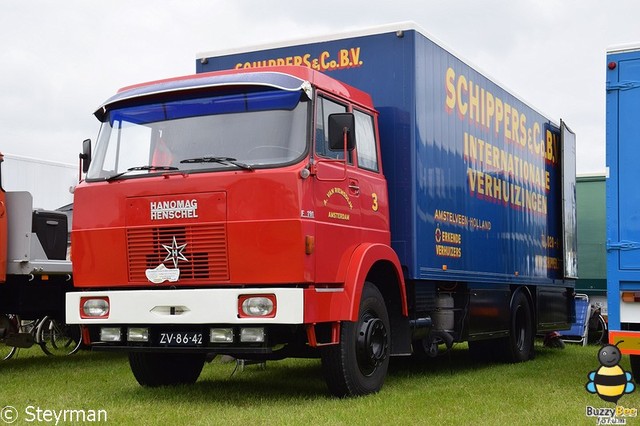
199 29 566 284
606 48 640 330
618 59 640 270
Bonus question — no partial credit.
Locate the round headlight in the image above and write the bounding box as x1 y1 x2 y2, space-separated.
83 298 109 317
241 296 275 317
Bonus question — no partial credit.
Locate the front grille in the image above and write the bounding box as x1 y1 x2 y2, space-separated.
127 224 229 283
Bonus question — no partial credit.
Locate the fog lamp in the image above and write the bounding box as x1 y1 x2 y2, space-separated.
100 327 122 342
127 327 149 342
210 328 234 343
240 327 265 343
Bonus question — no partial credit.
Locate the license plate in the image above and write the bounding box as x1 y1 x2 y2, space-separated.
158 332 203 346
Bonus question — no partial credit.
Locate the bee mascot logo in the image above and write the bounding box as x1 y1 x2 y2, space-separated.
586 343 635 403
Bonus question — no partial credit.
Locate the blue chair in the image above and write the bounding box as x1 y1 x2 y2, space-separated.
560 294 590 346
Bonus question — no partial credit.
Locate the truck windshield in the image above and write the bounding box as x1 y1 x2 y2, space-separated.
87 89 308 180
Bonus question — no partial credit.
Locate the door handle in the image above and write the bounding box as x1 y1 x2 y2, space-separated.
348 183 360 195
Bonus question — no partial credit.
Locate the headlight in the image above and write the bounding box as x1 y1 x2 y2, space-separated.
81 297 110 318
238 295 276 318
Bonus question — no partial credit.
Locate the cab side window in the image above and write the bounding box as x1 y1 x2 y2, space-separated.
315 96 352 163
354 110 379 172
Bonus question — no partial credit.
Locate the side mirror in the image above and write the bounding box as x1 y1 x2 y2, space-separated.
80 139 91 173
328 113 356 151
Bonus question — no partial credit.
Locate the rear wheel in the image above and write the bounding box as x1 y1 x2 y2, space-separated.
129 352 206 387
502 291 534 362
321 282 390 397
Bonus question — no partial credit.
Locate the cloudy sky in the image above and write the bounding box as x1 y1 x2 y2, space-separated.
2 0 639 174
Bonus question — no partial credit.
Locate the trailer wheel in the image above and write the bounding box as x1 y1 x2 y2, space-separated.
631 355 640 383
128 352 206 387
321 282 390 397
503 291 534 362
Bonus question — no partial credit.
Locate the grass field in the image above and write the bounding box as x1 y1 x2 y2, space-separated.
0 341 637 425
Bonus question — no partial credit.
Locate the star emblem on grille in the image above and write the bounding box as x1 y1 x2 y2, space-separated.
163 236 188 268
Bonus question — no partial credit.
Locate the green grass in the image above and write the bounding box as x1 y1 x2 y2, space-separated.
0 342 637 425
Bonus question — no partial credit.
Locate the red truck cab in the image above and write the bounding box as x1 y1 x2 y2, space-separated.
67 66 406 396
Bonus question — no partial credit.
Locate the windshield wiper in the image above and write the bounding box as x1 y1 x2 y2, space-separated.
180 156 253 171
105 165 179 181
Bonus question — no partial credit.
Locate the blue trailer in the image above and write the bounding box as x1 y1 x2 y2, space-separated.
198 22 576 343
606 45 640 380
67 23 576 397
199 23 577 283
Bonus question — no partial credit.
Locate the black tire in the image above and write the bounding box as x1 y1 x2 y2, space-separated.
502 291 534 362
129 352 206 387
321 282 390 397
631 354 640 384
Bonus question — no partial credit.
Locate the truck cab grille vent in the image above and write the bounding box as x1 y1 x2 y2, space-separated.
127 224 229 283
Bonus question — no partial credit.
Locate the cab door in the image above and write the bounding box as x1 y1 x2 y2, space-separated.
313 94 362 284
350 108 389 245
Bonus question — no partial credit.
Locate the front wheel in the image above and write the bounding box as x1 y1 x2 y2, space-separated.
129 352 206 387
321 282 390 397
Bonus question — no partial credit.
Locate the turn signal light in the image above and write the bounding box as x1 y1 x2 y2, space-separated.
622 292 640 303
305 235 315 255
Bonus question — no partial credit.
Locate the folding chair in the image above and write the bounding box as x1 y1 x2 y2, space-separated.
560 293 590 346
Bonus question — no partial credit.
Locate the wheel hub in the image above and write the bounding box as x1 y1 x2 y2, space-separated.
356 316 388 376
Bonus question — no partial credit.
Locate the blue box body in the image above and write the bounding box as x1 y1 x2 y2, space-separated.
606 47 640 332
198 26 569 285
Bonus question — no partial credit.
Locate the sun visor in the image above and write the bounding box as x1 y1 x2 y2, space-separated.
94 72 310 121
